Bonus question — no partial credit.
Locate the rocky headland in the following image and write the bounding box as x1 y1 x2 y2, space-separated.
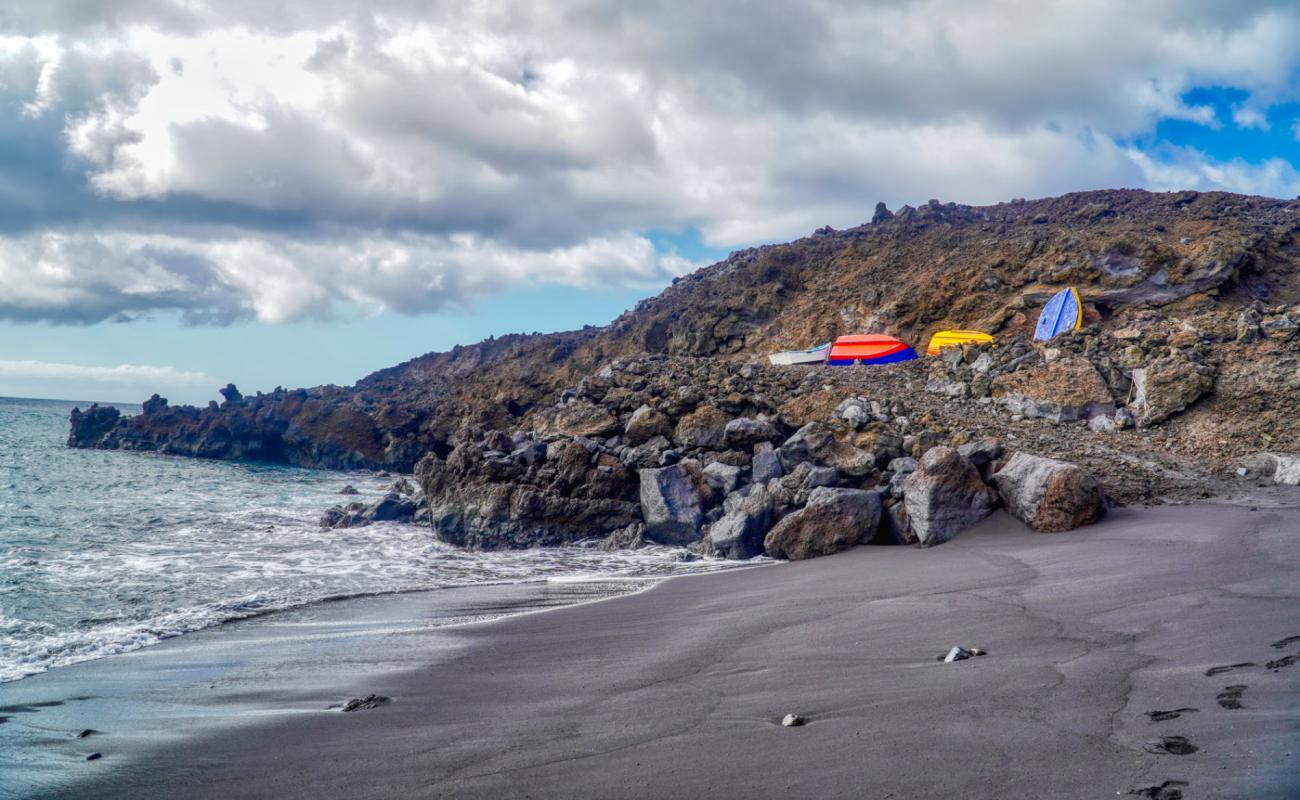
69 189 1300 558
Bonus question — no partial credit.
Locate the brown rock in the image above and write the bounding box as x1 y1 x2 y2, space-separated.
991 452 1105 532
624 405 671 445
1129 355 1214 427
992 356 1115 423
763 487 882 560
534 400 620 438
673 405 730 450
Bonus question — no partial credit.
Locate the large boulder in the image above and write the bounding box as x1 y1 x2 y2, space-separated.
763 487 882 560
1130 356 1214 427
638 460 711 544
991 452 1106 532
624 405 671 445
1272 455 1300 485
1243 453 1300 485
902 446 998 547
673 405 731 450
365 492 419 522
707 485 775 559
992 356 1115 423
777 422 874 477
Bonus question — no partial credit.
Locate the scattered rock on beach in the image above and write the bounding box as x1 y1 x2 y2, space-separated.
85 752 102 761
338 694 390 712
781 713 805 727
939 646 987 663
76 729 98 738
991 452 1105 532
1145 708 1197 722
338 484 359 495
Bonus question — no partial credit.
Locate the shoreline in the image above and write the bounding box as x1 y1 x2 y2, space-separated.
1 572 724 800
18 501 1300 799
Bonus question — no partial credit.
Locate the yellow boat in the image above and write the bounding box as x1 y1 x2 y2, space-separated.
926 330 994 356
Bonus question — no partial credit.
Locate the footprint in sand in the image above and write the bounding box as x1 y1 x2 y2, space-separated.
1129 780 1189 799
1145 708 1198 722
1265 653 1298 672
1204 662 1254 677
1142 736 1198 755
1216 685 1247 709
1270 635 1300 649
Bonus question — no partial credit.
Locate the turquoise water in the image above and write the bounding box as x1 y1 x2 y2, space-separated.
0 396 734 683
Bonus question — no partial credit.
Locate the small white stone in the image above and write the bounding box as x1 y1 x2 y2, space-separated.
781 713 805 727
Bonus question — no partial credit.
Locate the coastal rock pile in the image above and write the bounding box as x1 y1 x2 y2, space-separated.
66 189 1300 561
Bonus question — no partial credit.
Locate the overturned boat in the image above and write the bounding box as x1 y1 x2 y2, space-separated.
768 342 830 365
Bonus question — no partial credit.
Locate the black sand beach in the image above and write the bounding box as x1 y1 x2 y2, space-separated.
22 502 1300 799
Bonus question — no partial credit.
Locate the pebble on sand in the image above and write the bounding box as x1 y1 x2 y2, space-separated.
781 713 805 727
940 646 988 663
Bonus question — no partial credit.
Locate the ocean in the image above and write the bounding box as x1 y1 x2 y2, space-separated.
0 396 743 685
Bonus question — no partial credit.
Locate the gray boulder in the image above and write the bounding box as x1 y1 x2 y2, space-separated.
902 447 998 547
366 492 419 522
702 461 744 496
638 460 711 544
778 422 874 477
991 452 1105 532
707 485 775 559
724 417 780 449
763 487 883 560
752 443 784 483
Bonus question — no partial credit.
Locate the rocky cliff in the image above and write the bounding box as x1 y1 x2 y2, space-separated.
69 189 1300 553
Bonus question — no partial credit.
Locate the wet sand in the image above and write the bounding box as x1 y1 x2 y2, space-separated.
26 503 1300 799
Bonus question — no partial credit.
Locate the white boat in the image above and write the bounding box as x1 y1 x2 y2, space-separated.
767 342 830 366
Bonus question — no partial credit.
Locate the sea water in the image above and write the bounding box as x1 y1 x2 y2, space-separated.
0 396 744 684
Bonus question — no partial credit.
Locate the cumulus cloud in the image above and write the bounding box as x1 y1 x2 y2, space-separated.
0 229 692 324
1 1 1300 324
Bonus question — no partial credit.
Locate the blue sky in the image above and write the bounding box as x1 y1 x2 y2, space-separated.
3 1 1300 404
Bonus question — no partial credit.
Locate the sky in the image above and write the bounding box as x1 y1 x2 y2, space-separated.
3 1 1300 404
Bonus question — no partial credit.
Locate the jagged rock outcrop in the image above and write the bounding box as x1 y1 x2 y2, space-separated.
763 487 882 560
992 453 1106 532
902 447 998 546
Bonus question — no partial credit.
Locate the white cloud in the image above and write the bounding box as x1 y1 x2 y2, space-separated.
1129 146 1300 198
1232 104 1270 130
1 1 1300 323
0 229 694 324
0 358 209 384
